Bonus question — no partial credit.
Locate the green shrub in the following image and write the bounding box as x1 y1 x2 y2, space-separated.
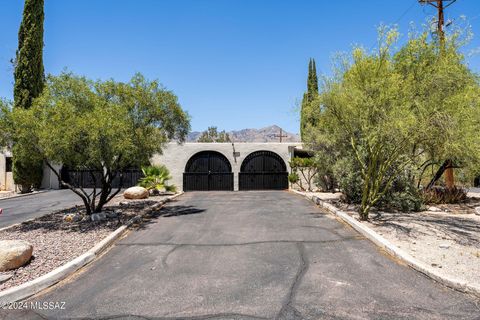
333 157 423 212
12 144 44 193
288 172 299 184
138 165 175 192
332 157 363 204
378 183 423 212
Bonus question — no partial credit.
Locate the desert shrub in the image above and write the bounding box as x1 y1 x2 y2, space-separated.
12 144 44 193
333 157 363 204
422 187 467 204
288 172 300 187
138 165 175 193
377 175 423 212
334 157 422 211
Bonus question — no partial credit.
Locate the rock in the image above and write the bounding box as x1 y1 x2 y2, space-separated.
475 207 480 216
0 240 33 272
123 186 149 200
106 211 118 218
439 244 450 249
0 273 12 284
90 212 107 222
428 206 442 212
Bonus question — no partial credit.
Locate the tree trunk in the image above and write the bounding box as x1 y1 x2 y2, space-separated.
426 159 454 190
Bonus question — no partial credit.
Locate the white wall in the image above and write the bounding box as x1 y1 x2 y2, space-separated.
152 142 301 191
0 151 14 191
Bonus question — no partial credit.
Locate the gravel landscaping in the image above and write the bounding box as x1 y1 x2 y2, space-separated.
306 191 480 290
0 194 172 291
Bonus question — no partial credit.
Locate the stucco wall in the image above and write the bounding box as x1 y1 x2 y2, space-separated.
0 151 14 191
152 142 301 191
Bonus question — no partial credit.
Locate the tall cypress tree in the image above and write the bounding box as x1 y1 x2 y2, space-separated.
14 0 45 109
13 0 45 192
300 58 319 141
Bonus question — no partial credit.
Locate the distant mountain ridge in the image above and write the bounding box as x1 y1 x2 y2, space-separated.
187 125 300 143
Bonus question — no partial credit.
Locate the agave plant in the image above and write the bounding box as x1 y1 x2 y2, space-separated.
138 165 176 193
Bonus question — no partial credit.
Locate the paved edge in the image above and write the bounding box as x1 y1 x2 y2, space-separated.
0 190 49 202
291 189 480 299
0 192 184 303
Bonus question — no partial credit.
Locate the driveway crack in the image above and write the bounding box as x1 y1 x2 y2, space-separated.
117 237 364 247
276 242 308 320
161 244 183 269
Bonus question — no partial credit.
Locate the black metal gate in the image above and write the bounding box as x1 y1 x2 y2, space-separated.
239 150 288 190
183 151 233 191
60 167 143 189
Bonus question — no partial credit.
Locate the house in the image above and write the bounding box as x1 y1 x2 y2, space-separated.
151 142 305 191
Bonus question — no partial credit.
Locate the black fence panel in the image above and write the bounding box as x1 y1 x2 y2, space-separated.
61 168 143 189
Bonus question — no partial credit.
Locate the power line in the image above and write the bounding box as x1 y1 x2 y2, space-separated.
369 0 417 51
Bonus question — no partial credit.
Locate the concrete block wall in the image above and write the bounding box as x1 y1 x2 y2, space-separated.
152 142 301 191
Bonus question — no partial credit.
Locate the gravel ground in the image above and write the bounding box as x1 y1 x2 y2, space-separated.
319 194 480 289
0 194 171 291
363 209 480 288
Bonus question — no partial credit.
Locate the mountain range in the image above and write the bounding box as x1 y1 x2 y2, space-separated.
187 125 300 143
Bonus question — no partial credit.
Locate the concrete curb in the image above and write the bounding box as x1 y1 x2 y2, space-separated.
292 189 480 299
0 190 49 202
0 192 183 303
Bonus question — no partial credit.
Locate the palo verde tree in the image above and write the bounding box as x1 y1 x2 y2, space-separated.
12 0 46 193
307 26 480 220
1 72 190 214
315 29 421 220
394 28 480 190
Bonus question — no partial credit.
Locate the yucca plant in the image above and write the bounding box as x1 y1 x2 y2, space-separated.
138 165 176 193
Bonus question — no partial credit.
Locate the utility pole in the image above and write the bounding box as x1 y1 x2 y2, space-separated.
419 0 456 189
418 0 456 50
273 129 288 143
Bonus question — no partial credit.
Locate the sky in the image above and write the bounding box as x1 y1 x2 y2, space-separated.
1 1 480 134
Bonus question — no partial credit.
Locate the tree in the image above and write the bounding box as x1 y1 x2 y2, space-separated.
393 30 480 190
300 58 319 141
13 0 46 193
306 26 480 220
289 157 319 192
1 72 190 214
197 126 231 142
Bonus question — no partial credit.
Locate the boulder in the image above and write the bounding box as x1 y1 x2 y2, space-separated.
475 207 480 216
91 212 107 222
123 186 149 200
0 240 33 271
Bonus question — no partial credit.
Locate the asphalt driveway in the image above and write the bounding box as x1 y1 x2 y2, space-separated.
0 190 82 229
18 191 480 319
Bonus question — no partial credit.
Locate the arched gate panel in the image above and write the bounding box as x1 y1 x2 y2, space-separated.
239 151 288 190
183 151 233 191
